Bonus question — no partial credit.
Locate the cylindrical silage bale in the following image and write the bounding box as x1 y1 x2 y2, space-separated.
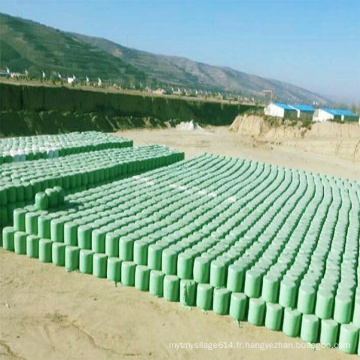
25 212 39 235
14 208 26 231
320 319 338 348
79 249 94 274
248 298 266 326
119 237 134 261
193 257 210 283
353 297 360 328
78 225 92 250
107 257 122 283
148 244 162 270
297 284 316 314
279 279 297 308
300 314 319 343
227 264 245 293
52 242 66 266
283 308 302 337
93 253 108 278
229 293 247 321
177 252 193 279
338 323 359 354
65 246 79 271
213 288 230 315
210 260 227 288
149 270 164 297
64 222 78 246
134 240 148 266
2 227 15 251
196 283 213 310
334 294 353 324
180 279 196 306
244 269 262 298
315 289 334 319
14 231 27 254
164 275 180 302
39 238 52 263
105 232 119 258
26 235 39 258
35 192 48 210
265 303 283 331
51 219 64 242
262 274 280 303
121 261 136 286
92 228 106 253
162 248 178 275
135 265 150 291
38 215 51 239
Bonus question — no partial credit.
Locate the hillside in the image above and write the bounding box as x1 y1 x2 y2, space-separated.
0 12 331 104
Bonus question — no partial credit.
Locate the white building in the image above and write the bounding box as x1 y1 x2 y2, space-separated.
264 102 297 118
313 108 359 123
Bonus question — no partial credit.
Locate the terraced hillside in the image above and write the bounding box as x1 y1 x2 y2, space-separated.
1 132 359 355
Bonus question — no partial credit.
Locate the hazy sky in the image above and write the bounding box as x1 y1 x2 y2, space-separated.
1 0 360 103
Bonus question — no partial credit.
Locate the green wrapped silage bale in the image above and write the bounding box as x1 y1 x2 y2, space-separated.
334 294 353 324
52 242 66 266
320 319 338 348
244 269 262 298
180 279 196 306
134 240 148 265
177 252 193 279
2 227 15 251
64 222 78 246
51 218 65 242
149 270 164 297
0 205 8 226
119 237 134 261
26 235 39 258
35 192 49 211
227 264 245 293
162 248 178 275
92 228 106 253
135 265 150 291
315 289 334 319
196 283 213 310
38 215 51 239
0 188 7 206
279 279 297 308
7 186 16 203
14 231 27 254
15 183 24 202
65 246 79 271
121 261 136 286
23 182 33 201
297 284 316 314
25 212 39 235
265 303 283 331
79 249 94 274
353 296 360 327
39 238 52 263
105 232 119 258
229 293 247 321
53 186 65 204
13 208 26 231
283 308 302 337
107 257 122 283
248 298 266 326
213 288 230 315
148 244 162 270
262 274 280 303
164 275 180 302
93 253 108 278
193 257 210 283
210 260 227 288
300 314 319 343
45 188 58 208
339 323 359 354
78 225 92 249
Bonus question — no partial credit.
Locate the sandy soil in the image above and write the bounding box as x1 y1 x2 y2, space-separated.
1 126 359 360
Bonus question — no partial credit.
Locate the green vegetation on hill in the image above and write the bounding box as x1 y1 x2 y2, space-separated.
0 12 331 104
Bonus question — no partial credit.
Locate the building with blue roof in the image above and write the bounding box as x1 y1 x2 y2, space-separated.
264 102 298 119
313 108 359 123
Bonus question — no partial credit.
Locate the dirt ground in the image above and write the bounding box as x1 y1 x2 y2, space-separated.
1 126 359 360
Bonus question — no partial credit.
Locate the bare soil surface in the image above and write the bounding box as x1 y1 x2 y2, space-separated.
1 126 358 360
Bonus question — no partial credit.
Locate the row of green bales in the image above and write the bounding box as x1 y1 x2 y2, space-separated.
1 132 360 355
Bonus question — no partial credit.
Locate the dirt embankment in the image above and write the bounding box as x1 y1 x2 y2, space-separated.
230 114 360 162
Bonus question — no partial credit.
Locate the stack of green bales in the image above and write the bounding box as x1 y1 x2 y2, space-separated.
2 153 360 355
0 145 184 226
0 131 133 164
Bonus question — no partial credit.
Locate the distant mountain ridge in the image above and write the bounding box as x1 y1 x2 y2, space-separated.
0 12 332 104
